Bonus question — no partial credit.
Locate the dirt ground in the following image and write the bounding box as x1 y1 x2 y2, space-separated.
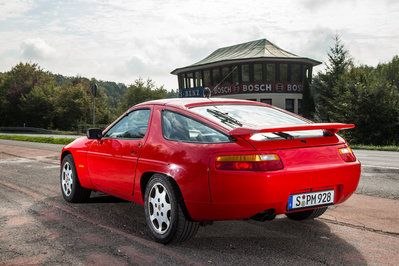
0 141 398 265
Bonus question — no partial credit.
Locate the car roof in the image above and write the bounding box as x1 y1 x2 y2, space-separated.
133 97 266 110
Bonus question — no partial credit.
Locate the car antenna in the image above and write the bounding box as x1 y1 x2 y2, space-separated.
211 66 238 97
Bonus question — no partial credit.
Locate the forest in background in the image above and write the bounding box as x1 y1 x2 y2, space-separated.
0 64 178 131
0 36 398 145
311 36 399 146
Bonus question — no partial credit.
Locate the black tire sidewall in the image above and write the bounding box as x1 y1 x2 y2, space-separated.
144 174 179 244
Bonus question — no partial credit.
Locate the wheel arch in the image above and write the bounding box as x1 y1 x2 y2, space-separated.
140 171 195 221
61 149 94 190
61 150 72 164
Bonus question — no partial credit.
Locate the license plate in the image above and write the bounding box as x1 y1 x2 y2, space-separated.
288 189 335 210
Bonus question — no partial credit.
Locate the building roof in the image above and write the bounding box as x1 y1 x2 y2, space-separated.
171 39 321 74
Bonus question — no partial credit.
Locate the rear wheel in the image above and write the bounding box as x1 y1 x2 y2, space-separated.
144 174 199 244
60 154 91 203
285 207 328 221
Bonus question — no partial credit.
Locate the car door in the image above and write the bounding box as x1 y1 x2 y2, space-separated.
87 108 151 195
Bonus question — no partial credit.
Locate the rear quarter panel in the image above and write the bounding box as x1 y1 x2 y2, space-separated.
134 105 255 205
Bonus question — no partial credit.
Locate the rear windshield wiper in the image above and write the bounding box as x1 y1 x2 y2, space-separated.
206 108 243 128
274 132 294 140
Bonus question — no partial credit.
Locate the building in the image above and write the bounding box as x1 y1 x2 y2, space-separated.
171 39 321 114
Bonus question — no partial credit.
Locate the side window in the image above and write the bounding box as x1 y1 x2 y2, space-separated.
104 109 151 139
162 110 232 143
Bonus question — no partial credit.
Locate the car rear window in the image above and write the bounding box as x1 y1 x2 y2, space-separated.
162 110 232 143
190 104 325 140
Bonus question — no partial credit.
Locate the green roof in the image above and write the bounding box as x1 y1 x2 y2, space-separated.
171 39 321 74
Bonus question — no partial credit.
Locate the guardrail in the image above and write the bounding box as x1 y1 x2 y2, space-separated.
0 127 52 133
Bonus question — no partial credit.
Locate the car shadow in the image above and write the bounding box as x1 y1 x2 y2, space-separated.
86 192 127 204
181 217 367 264
31 197 367 265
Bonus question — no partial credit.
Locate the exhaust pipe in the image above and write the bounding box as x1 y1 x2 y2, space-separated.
250 209 276 222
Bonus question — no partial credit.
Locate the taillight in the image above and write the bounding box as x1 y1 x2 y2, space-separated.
339 147 356 162
215 154 283 171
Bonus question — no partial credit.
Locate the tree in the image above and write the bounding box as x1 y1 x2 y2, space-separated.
0 63 54 126
124 78 167 108
53 78 112 130
326 35 353 81
314 35 353 122
167 89 179 98
19 84 55 128
301 77 315 119
53 82 91 130
333 64 399 145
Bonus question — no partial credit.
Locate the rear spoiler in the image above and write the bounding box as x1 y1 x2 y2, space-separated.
228 123 355 137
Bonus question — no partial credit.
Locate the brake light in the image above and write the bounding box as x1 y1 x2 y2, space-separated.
339 147 356 162
215 154 283 171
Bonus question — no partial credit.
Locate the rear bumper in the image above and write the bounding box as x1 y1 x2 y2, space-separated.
185 161 361 221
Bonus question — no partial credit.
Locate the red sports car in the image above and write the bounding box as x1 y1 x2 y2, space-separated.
60 98 361 243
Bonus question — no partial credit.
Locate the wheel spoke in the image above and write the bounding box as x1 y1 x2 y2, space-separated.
148 182 172 234
61 162 73 197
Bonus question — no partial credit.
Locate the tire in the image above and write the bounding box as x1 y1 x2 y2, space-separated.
285 207 328 221
60 154 91 203
144 174 199 244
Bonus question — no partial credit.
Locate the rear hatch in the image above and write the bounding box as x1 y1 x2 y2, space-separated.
190 104 360 214
229 123 354 150
208 123 360 213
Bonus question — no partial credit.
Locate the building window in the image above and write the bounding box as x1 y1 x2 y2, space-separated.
186 72 195 88
222 67 231 84
242 64 250 82
291 64 301 82
232 66 239 84
261 98 272 105
266 64 275 82
298 99 302 114
203 70 211 87
213 68 221 85
285 99 295 113
178 74 184 89
304 65 310 80
279 64 288 82
247 99 257 101
194 71 202 87
254 64 263 82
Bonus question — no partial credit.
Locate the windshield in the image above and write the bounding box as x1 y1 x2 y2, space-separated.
190 104 325 140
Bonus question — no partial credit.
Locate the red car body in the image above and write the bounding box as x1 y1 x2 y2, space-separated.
61 98 361 221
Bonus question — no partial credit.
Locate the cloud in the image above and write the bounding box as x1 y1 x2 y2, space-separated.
21 38 57 60
124 55 164 76
0 0 35 21
0 0 398 91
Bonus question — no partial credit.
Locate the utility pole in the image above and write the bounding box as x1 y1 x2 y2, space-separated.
92 83 98 127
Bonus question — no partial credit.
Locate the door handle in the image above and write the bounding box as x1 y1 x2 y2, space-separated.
131 142 142 155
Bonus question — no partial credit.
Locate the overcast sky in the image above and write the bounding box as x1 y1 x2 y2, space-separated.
0 0 398 90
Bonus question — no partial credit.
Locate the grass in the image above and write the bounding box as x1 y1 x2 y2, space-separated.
0 134 398 152
350 144 399 152
0 134 77 145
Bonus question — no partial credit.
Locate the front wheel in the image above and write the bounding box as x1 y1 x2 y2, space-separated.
144 174 199 244
285 207 328 221
60 154 91 203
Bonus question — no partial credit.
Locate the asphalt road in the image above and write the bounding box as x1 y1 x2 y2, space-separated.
0 140 398 265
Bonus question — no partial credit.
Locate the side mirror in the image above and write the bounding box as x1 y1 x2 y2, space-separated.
87 128 103 139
